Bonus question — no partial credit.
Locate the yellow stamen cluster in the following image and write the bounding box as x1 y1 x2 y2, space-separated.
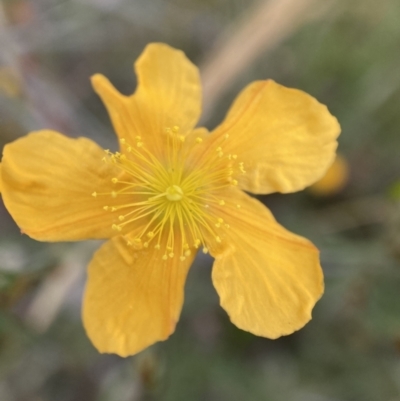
92 127 245 260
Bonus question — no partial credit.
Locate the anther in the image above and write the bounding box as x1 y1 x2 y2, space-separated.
133 239 142 247
111 191 117 198
216 236 222 243
215 218 224 228
236 204 241 208
147 232 154 238
162 254 168 260
155 244 161 250
118 215 124 221
196 137 203 144
180 256 186 261
219 200 225 206
224 134 229 140
111 177 118 184
231 179 238 186
202 247 209 254
92 192 97 197
103 206 109 211
169 252 174 258
144 242 149 248
185 250 191 257
172 126 180 133
112 224 122 231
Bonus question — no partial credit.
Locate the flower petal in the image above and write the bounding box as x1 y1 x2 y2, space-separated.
83 236 195 357
2 130 124 241
211 80 341 194
134 43 202 135
0 163 2 194
91 43 201 156
208 188 324 338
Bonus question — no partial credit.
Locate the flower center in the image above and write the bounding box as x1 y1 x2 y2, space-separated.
166 185 184 201
92 127 245 260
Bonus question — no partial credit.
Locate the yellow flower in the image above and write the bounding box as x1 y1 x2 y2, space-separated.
309 154 349 196
0 43 340 357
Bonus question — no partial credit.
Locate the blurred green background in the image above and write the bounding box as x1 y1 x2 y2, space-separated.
1 0 400 400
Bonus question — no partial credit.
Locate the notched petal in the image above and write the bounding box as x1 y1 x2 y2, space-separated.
92 43 202 157
91 74 142 146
